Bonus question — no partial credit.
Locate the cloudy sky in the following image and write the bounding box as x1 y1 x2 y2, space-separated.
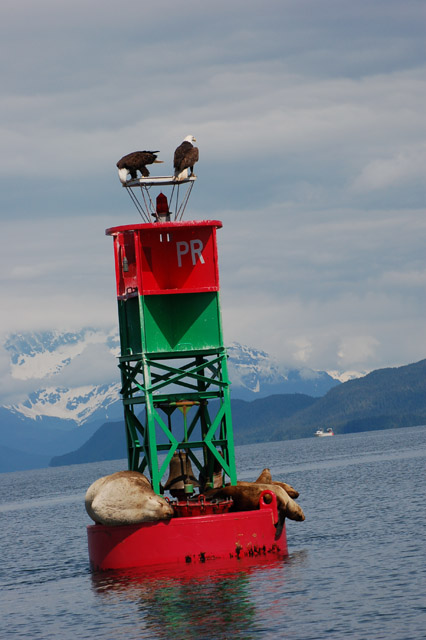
0 0 425 379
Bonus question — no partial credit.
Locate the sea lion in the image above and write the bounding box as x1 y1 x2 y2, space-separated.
205 482 305 523
255 468 300 499
255 468 273 484
85 470 174 526
235 482 305 522
199 455 224 491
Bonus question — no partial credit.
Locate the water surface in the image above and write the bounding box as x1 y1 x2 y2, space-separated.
1 426 425 639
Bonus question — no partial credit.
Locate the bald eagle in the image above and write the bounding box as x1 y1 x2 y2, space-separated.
174 135 199 180
116 150 163 183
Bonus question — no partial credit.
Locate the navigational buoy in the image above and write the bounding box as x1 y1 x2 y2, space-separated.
86 156 304 570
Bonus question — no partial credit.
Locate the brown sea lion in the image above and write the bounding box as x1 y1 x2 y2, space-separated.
199 455 224 491
205 482 305 522
235 482 305 521
255 468 300 499
85 470 174 526
255 468 273 483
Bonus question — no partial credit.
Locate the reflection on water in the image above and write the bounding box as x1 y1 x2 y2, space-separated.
91 552 307 640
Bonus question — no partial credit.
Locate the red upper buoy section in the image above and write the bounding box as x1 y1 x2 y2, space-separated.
105 221 223 298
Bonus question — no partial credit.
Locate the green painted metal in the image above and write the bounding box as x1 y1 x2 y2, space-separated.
118 347 237 494
118 292 224 356
142 292 223 352
114 248 237 494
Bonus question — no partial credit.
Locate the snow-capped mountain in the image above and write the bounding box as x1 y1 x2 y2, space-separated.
6 329 119 380
227 342 340 400
2 328 122 426
0 328 341 471
11 384 121 424
326 369 369 383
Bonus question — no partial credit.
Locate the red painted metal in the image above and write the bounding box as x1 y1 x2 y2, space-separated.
259 489 279 523
106 221 222 297
155 193 169 215
171 496 234 517
87 493 287 571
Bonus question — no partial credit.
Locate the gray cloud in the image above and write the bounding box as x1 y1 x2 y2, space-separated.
0 0 425 376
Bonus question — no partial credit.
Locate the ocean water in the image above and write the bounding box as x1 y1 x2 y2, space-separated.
1 426 425 640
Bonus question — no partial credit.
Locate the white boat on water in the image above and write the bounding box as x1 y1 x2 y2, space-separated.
314 428 334 437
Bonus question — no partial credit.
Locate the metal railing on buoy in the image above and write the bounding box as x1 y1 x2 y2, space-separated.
120 174 197 223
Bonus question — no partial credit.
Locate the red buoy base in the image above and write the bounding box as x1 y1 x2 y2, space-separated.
87 498 287 571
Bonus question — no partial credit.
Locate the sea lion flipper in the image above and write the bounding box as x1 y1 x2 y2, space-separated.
255 468 272 484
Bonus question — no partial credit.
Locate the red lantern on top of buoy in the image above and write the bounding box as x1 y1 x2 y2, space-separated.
156 192 170 221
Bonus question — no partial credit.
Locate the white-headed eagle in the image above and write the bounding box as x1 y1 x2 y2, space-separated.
174 135 199 180
116 150 163 183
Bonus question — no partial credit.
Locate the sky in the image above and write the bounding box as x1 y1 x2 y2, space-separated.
0 0 425 381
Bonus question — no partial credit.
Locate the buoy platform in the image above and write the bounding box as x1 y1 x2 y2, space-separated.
123 175 197 187
88 492 287 571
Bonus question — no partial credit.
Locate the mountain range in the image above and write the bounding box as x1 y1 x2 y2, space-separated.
0 329 340 472
238 358 426 443
49 358 426 468
2 329 424 474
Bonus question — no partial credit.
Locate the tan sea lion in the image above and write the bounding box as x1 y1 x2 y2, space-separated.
85 470 174 526
255 468 300 499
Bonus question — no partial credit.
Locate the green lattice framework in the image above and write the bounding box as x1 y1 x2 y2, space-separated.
107 222 238 495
